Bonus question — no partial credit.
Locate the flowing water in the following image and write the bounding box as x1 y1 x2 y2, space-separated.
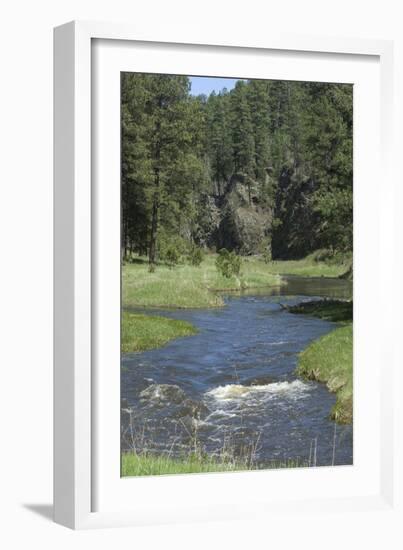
121 276 353 468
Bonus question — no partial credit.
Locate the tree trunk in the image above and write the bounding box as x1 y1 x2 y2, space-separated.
123 218 129 260
148 165 160 266
148 107 162 267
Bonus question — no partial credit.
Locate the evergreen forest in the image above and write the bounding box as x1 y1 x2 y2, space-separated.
121 74 353 265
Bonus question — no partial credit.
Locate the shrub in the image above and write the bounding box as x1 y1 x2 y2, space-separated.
257 237 272 263
158 232 189 265
165 245 180 267
215 249 241 278
188 246 204 267
262 250 271 264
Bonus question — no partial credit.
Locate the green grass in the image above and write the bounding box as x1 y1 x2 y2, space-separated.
269 254 350 278
296 324 353 423
287 299 353 323
121 453 248 476
122 255 282 309
122 253 352 309
122 311 198 353
121 452 310 477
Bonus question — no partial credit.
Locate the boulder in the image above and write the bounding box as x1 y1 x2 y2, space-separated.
244 375 276 387
179 398 209 418
139 383 187 405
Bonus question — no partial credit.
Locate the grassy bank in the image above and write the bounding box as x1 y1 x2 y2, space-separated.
122 253 352 310
296 324 353 423
269 251 352 278
121 253 351 353
122 255 282 309
121 452 309 476
122 311 198 353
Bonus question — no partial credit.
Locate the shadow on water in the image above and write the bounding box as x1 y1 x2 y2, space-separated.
121 276 353 469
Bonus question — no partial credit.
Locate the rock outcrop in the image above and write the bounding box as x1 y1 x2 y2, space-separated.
195 173 273 255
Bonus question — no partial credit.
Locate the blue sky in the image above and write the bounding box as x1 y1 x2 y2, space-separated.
189 76 240 96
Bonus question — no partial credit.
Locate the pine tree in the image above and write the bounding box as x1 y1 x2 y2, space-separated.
121 74 206 265
247 80 271 184
121 73 152 258
230 81 256 203
206 90 233 195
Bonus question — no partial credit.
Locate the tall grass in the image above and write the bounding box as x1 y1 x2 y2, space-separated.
121 452 310 477
122 452 247 476
121 407 310 477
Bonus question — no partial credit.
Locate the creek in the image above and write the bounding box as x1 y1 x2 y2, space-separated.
121 276 353 467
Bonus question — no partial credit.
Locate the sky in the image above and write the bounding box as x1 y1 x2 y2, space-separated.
189 76 240 96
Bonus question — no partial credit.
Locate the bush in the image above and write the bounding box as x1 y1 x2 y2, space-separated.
188 246 204 267
165 245 180 267
257 237 272 263
158 232 189 265
215 249 242 278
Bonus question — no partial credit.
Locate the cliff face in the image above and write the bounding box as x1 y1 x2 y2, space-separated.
195 173 273 255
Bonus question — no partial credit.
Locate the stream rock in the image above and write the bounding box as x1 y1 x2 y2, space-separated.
139 383 210 421
244 375 276 387
140 383 187 404
179 398 209 418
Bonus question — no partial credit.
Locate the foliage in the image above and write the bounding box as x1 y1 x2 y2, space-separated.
262 250 272 264
188 245 204 266
206 90 234 195
157 232 189 262
313 188 353 252
215 249 242 278
258 237 272 263
164 245 180 267
122 74 353 262
121 73 208 265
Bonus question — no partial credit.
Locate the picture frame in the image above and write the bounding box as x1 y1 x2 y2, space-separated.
54 20 395 530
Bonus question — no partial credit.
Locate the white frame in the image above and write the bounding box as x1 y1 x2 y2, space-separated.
54 20 395 530
93 39 382 516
